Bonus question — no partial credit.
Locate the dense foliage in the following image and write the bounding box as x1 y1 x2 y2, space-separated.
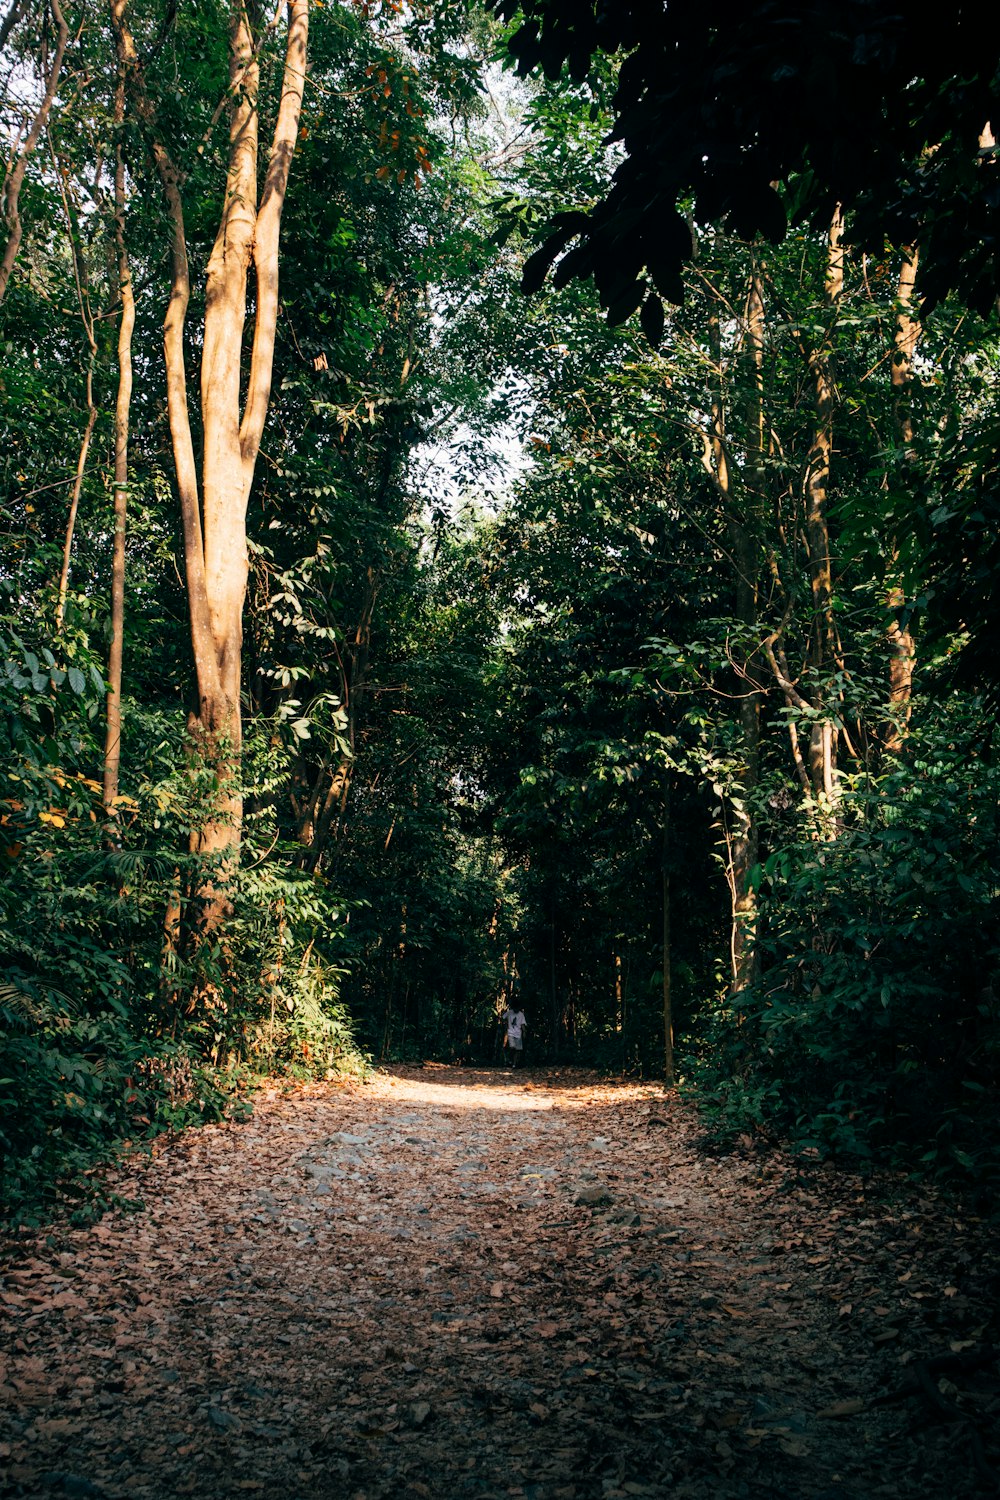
487 0 1000 319
2 0 999 1218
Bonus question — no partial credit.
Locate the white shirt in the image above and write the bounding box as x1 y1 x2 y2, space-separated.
506 1009 526 1042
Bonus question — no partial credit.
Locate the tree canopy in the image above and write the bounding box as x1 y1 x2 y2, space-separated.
488 0 1000 325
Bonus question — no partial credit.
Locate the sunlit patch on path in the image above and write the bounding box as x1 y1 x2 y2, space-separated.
1 1067 996 1499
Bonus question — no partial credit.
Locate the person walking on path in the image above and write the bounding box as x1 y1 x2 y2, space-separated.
504 1000 527 1069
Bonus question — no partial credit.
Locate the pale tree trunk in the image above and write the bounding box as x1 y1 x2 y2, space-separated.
115 0 309 929
884 244 920 753
53 139 97 631
729 265 765 991
0 0 68 305
161 869 182 1012
702 275 763 995
803 205 844 821
56 363 97 628
891 245 920 451
194 0 309 917
102 40 135 810
191 2 263 880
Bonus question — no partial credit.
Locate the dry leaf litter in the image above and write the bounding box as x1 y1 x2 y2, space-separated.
2 1066 998 1500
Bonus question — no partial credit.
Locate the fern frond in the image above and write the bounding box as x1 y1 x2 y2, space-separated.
0 978 81 1030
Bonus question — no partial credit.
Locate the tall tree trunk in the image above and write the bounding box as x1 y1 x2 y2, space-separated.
115 0 309 929
885 244 920 753
102 42 135 810
803 205 844 818
0 0 68 305
53 141 98 631
703 276 763 994
190 1 263 886
56 363 97 628
728 265 765 992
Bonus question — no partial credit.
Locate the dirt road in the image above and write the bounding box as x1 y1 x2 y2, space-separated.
1 1067 996 1499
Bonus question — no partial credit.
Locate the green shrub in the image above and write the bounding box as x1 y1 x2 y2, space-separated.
693 702 1000 1178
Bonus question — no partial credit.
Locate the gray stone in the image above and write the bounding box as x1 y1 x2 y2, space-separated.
574 1183 614 1207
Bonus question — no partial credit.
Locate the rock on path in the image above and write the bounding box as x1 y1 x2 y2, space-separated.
1 1066 996 1500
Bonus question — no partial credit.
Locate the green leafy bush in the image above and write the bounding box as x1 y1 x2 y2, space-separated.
0 627 365 1221
693 703 1000 1176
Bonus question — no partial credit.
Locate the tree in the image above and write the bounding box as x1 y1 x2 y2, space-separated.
101 4 136 812
111 0 308 924
488 0 1000 323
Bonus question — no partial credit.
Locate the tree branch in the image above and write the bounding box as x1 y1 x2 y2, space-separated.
240 0 309 473
0 0 69 305
110 0 221 710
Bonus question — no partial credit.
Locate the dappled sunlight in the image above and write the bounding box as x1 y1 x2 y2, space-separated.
373 1063 668 1114
379 1070 555 1112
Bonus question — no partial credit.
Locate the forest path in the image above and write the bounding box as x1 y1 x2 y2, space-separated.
1 1066 996 1500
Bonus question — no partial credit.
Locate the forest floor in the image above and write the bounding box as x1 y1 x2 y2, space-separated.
1 1066 998 1500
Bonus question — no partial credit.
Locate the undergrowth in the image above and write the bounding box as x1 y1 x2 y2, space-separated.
0 639 368 1227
